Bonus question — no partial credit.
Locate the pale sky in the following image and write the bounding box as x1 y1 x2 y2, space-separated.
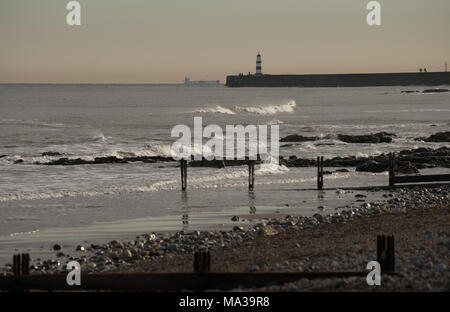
0 0 449 83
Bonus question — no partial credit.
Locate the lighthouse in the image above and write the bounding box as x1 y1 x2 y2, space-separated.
256 53 262 75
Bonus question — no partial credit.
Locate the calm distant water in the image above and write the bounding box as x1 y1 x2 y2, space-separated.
0 84 449 253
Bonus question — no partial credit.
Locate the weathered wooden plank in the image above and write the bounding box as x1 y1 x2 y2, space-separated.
0 271 371 292
393 174 450 184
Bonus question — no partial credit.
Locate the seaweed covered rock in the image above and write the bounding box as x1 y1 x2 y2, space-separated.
337 132 394 144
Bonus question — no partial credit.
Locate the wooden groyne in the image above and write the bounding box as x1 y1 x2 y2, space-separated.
388 152 450 186
0 236 394 291
180 154 449 192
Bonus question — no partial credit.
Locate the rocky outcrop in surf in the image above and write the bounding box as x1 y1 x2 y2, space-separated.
280 147 449 173
416 131 450 142
422 88 449 93
28 146 450 173
279 135 319 142
40 155 174 166
336 132 394 144
280 132 395 144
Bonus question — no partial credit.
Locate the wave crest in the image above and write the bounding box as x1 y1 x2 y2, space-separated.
193 100 296 116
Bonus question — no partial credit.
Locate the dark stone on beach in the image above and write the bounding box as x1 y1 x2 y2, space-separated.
231 216 240 222
323 171 333 175
53 244 62 251
56 252 65 257
422 88 449 93
0 155 7 158
280 134 319 142
335 169 350 172
337 132 394 144
14 159 23 164
313 213 323 222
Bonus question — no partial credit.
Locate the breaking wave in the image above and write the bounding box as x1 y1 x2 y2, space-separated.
193 100 296 116
193 106 236 115
235 100 296 115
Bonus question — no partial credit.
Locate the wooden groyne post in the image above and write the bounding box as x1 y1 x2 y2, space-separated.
180 159 187 191
377 235 395 273
388 152 395 187
317 156 324 190
248 160 255 191
193 251 211 273
13 253 30 276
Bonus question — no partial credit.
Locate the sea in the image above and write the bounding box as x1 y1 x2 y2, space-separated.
0 84 449 263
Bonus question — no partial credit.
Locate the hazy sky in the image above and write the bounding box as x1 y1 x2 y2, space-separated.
0 0 449 83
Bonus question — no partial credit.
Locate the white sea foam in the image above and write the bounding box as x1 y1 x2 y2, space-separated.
193 100 296 116
235 100 296 115
193 106 236 115
9 229 40 237
0 163 291 202
266 119 284 125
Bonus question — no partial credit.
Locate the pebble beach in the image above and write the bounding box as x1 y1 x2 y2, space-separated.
3 184 448 291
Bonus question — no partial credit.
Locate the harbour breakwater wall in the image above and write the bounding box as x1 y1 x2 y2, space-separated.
225 72 450 88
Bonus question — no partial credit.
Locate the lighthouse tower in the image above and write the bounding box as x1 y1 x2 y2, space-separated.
256 53 262 75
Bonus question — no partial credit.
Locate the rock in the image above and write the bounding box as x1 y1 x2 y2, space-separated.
280 134 319 142
361 203 371 209
231 216 240 222
270 264 280 271
434 265 446 273
41 151 64 157
258 226 279 236
422 88 449 93
41 155 173 166
167 244 178 251
335 168 349 172
56 252 65 257
53 244 62 251
356 160 388 173
337 132 394 144
76 245 85 252
422 131 450 142
122 250 132 259
313 213 323 222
